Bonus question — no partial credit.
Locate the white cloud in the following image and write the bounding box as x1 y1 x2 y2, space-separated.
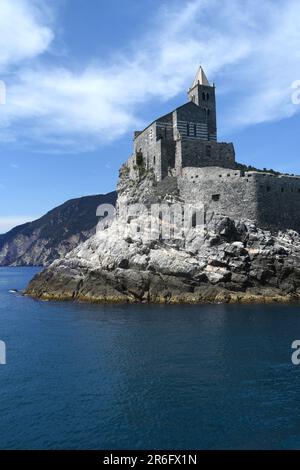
0 216 38 234
0 0 300 150
0 0 53 72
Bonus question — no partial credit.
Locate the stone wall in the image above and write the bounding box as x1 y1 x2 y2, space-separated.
175 140 235 171
158 140 176 180
254 173 300 232
132 116 177 181
177 168 300 232
173 102 216 141
178 167 258 222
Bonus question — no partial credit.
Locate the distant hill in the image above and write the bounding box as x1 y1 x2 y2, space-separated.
0 192 117 266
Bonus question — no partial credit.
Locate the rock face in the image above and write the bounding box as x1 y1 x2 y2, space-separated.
0 192 117 266
26 171 300 303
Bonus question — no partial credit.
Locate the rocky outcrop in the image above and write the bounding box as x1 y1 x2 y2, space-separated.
26 170 300 303
0 192 116 266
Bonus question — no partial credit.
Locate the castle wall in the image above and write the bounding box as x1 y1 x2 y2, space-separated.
176 140 235 171
177 167 258 221
254 173 300 232
178 168 300 232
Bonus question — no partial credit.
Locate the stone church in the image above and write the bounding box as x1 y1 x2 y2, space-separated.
129 66 235 181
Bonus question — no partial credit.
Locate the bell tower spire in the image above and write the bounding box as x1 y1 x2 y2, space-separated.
191 65 210 87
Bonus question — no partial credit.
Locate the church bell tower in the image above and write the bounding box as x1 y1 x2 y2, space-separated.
188 66 217 141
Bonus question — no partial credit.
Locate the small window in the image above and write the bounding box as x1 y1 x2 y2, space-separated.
202 92 206 101
206 93 210 101
192 212 197 228
281 188 284 192
267 186 271 192
153 156 156 166
212 194 220 201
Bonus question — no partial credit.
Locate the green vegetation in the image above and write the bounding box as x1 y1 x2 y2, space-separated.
235 162 293 176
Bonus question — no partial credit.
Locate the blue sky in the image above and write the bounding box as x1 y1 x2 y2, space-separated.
1 0 300 233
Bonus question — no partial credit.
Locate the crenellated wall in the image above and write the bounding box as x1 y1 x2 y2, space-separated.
177 167 300 232
178 167 257 221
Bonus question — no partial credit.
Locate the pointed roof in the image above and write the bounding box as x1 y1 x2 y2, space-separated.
191 65 210 88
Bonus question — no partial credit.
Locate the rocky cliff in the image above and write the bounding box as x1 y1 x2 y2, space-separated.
26 169 300 303
0 192 116 266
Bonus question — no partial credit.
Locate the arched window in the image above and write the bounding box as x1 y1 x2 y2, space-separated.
202 92 206 101
206 93 210 101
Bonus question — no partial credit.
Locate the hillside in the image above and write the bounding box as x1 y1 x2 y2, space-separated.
0 192 117 266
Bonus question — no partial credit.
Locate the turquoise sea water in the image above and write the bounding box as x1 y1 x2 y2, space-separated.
0 267 300 450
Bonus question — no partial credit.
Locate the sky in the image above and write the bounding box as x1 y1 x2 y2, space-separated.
1 0 300 233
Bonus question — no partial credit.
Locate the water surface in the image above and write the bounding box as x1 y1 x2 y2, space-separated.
0 267 300 449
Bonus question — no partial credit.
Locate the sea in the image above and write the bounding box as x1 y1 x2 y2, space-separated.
0 267 300 450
